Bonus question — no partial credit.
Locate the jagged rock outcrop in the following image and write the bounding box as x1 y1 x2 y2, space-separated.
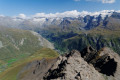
43 46 120 80
81 46 120 80
43 50 105 80
18 46 120 80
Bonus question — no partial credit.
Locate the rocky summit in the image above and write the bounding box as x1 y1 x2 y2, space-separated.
18 46 120 80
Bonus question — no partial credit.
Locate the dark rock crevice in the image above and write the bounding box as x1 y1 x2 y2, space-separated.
98 58 117 76
43 60 67 79
81 46 117 76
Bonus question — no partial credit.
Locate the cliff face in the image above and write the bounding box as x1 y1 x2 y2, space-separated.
80 46 120 79
18 46 120 80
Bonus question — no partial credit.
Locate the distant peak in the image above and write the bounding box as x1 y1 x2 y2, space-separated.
12 10 119 19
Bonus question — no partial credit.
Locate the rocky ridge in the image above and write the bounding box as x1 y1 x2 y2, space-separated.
18 46 120 80
43 50 105 80
43 46 120 80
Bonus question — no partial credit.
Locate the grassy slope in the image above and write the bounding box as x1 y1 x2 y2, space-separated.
0 27 54 73
0 48 59 80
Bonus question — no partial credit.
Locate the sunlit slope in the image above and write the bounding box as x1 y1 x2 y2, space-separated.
0 27 54 72
0 48 59 80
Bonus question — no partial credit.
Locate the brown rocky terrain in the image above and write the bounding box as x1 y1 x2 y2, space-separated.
17 58 58 80
18 46 120 80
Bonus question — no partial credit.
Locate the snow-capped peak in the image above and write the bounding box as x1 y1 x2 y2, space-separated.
1 10 120 24
31 10 116 19
12 10 118 21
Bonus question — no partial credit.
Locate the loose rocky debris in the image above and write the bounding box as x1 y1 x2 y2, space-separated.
17 58 57 80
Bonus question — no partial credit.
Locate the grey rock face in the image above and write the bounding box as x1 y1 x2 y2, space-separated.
81 46 120 80
18 46 120 80
43 50 105 80
43 47 120 80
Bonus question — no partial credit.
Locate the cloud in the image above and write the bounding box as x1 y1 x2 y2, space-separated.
32 10 81 18
74 0 80 1
32 10 115 19
0 15 4 17
18 14 27 19
85 0 115 4
102 0 115 3
13 10 119 21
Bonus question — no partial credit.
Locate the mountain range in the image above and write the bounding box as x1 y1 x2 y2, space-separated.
35 11 120 54
0 10 120 80
1 10 120 54
0 10 119 29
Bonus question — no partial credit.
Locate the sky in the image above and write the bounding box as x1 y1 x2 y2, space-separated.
0 0 119 16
